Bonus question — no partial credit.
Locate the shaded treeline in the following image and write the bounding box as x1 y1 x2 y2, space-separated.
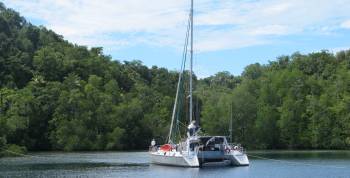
0 3 178 153
198 51 350 149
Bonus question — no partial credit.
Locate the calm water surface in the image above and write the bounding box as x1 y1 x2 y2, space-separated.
1 151 350 178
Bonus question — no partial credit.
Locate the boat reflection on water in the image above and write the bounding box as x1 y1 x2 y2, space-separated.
149 161 250 178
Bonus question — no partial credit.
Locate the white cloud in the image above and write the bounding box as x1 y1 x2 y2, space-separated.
248 25 291 36
261 2 292 16
3 0 350 52
331 46 350 53
195 28 267 52
341 20 350 29
193 64 212 79
3 0 189 49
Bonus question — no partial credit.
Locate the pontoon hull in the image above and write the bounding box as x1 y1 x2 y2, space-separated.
228 150 249 166
150 153 199 167
198 150 249 166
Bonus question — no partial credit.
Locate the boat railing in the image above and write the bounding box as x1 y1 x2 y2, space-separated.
149 144 181 153
149 145 160 152
228 143 245 153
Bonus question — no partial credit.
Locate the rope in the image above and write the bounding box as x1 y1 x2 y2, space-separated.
247 154 347 169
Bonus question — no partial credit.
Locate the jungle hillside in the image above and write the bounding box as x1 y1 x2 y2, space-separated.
1 3 350 156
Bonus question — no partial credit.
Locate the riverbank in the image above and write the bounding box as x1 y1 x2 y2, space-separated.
0 145 27 157
2 148 350 158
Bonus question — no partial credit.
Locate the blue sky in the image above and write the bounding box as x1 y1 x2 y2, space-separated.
3 0 350 77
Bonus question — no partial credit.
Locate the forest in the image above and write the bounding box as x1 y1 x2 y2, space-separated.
1 3 350 156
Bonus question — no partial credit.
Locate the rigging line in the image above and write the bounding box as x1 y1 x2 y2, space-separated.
173 119 189 140
168 11 191 143
180 12 192 127
181 12 191 69
248 154 347 169
177 120 189 129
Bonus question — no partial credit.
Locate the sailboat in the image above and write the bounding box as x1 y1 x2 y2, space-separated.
149 0 199 167
149 0 249 167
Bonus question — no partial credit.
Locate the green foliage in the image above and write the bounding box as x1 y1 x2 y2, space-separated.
0 4 175 151
106 127 125 150
199 50 350 150
1 144 27 157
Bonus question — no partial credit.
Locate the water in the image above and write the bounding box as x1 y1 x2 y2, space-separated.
1 151 350 178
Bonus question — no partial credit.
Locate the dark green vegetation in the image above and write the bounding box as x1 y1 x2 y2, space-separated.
0 3 178 154
1 3 350 155
198 54 350 149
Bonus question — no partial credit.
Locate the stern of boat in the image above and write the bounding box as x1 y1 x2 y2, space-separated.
228 150 249 166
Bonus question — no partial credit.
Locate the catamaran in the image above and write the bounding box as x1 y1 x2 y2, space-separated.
149 0 249 167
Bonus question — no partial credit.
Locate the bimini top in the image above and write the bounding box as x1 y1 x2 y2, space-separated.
198 136 227 139
198 136 228 146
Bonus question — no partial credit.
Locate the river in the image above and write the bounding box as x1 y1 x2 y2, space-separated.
1 151 350 178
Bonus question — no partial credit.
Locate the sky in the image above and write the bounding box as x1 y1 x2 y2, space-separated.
2 0 350 77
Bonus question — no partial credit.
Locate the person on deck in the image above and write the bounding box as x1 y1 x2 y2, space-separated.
187 120 197 137
151 139 156 147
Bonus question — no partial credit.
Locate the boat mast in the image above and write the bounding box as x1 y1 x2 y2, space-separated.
230 103 233 143
189 0 194 123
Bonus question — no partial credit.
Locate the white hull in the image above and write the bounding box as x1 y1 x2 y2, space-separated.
150 151 199 167
228 150 250 166
150 150 248 167
198 150 249 166
196 136 249 167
